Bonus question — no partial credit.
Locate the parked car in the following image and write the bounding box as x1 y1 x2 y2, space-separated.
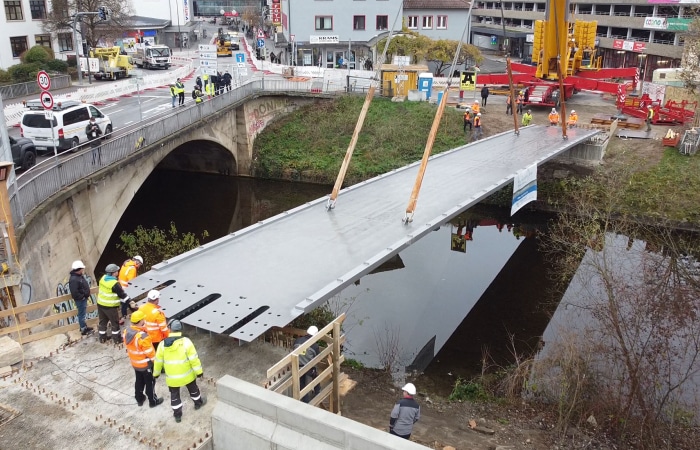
10 136 38 170
20 100 113 152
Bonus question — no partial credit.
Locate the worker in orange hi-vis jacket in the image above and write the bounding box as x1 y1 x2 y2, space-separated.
568 110 578 128
118 255 143 324
548 108 560 126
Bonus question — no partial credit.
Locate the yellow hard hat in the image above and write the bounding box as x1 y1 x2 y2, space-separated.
131 310 146 323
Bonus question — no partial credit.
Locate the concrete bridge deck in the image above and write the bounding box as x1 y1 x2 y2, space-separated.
127 125 598 341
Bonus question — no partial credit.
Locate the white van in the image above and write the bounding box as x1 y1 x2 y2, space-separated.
20 100 113 152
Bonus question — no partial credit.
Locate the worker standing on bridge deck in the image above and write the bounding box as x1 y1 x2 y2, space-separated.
472 113 483 141
389 383 420 440
153 320 206 423
118 256 143 324
97 264 133 344
480 86 489 106
522 109 533 126
293 326 321 403
123 310 164 408
548 108 560 126
69 260 93 335
175 78 185 106
463 109 472 132
139 289 169 351
568 110 578 128
517 91 524 114
646 105 654 132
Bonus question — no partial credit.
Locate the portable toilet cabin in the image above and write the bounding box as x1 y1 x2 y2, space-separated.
380 64 429 97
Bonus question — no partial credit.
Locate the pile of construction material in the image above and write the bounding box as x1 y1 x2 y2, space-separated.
662 129 681 147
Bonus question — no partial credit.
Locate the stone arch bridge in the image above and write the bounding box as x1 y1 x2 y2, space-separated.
17 91 325 302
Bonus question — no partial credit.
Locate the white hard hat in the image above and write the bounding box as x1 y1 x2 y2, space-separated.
134 255 143 264
72 260 85 270
647 105 652 108
571 110 575 113
402 383 417 396
307 326 319 336
551 108 556 113
147 289 160 301
476 112 481 116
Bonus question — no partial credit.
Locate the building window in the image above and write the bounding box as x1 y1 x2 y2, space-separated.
35 34 51 49
407 16 418 29
10 36 28 58
315 16 333 30
5 0 24 20
58 32 73 51
353 15 365 30
437 15 447 29
422 16 433 29
376 15 388 30
29 0 46 19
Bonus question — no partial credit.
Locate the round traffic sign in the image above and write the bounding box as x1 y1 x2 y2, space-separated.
37 70 51 90
40 90 54 110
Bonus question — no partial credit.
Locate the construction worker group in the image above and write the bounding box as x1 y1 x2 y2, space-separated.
73 257 207 422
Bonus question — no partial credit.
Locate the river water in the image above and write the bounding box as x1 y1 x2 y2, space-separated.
98 170 565 393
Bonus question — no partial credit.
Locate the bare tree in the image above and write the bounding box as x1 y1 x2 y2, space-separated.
679 13 700 126
535 162 700 447
43 0 133 49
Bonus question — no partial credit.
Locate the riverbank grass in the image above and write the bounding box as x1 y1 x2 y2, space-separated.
253 96 466 185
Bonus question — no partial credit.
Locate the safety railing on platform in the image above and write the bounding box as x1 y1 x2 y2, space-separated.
9 77 347 223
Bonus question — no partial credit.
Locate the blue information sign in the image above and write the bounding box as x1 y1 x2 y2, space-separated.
235 53 245 63
257 39 265 48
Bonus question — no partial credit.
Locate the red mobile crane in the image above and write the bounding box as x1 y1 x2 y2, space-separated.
476 0 638 108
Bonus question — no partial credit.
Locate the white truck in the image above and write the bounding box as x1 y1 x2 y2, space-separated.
133 44 171 69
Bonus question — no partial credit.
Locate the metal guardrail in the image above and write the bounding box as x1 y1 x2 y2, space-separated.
0 75 72 100
9 78 345 226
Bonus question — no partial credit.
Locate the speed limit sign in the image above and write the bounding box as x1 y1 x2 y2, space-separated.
37 70 51 90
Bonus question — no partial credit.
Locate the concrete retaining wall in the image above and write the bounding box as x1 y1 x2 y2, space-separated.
212 375 427 450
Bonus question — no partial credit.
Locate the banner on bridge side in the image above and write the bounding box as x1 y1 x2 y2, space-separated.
511 164 537 216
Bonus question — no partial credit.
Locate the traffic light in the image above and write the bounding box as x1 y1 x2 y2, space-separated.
97 6 108 21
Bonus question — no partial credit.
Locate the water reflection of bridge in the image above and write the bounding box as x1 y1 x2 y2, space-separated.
126 125 598 342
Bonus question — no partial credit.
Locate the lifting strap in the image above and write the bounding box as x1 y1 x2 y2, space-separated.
326 5 403 210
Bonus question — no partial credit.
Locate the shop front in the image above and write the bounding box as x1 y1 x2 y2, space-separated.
294 35 372 70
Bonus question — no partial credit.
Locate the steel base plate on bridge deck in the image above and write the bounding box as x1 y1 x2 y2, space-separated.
126 125 599 342
617 129 654 139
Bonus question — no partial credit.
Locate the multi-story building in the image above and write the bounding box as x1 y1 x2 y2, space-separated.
403 0 471 42
279 0 403 68
400 1 687 81
0 0 198 70
1 0 66 69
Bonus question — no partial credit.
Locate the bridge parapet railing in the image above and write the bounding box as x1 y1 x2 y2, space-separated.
10 80 261 224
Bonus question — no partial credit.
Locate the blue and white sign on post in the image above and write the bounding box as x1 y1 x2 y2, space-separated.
511 164 538 216
257 39 265 49
198 44 218 76
235 53 245 63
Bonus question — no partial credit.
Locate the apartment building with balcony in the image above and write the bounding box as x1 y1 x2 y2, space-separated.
280 0 403 68
470 1 692 81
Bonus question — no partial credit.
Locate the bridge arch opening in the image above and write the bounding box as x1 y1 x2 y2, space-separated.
157 139 237 175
